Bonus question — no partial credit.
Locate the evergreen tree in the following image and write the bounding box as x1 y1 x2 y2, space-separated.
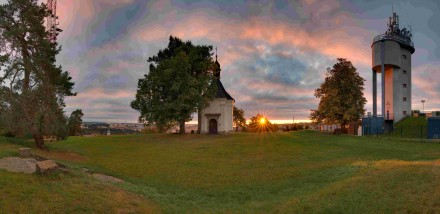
67 109 84 136
0 0 75 148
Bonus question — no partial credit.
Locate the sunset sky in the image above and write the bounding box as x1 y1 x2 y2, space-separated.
4 0 439 123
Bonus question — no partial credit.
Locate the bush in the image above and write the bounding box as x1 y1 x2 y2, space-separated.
141 126 158 134
247 114 278 133
1 131 15 138
291 125 298 131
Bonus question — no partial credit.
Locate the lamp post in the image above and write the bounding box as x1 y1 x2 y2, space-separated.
421 100 426 113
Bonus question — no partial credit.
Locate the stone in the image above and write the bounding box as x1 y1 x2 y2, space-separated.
19 148 32 158
36 160 58 174
92 173 123 183
0 157 37 173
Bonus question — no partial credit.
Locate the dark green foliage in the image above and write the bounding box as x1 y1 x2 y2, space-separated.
247 113 278 132
289 123 304 131
131 36 216 134
310 58 366 126
0 0 75 148
67 109 84 136
233 106 246 131
412 110 421 114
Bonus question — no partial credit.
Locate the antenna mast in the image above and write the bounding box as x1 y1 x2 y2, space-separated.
46 0 61 43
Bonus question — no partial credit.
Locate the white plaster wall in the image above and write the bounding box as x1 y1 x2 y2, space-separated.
225 100 234 132
200 98 234 133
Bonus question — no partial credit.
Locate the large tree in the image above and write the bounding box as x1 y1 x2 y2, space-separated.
131 36 217 134
310 58 366 128
0 0 75 148
233 106 246 132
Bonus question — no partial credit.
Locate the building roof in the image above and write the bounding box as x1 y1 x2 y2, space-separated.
215 79 234 101
213 49 234 101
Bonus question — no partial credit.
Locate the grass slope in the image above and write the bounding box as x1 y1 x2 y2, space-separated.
388 116 428 139
2 131 440 213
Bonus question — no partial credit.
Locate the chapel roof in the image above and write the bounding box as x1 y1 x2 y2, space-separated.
215 79 234 101
213 48 234 101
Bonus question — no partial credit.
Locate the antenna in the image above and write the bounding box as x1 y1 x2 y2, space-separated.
46 0 59 43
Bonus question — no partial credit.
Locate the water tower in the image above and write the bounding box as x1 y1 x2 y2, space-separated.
371 12 415 130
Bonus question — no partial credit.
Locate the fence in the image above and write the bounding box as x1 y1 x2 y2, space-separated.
373 124 429 140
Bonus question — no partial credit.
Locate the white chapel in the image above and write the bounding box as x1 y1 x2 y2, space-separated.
198 53 235 134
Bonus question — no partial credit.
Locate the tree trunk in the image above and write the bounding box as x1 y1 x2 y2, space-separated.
33 134 45 150
236 126 239 132
197 107 201 134
21 38 45 149
31 127 46 150
179 120 185 134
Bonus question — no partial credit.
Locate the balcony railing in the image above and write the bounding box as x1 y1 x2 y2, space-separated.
373 34 414 48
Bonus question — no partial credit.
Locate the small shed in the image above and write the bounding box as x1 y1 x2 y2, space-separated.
428 117 440 139
362 116 384 136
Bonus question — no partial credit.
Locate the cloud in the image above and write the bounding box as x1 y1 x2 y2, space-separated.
14 0 436 122
412 63 440 111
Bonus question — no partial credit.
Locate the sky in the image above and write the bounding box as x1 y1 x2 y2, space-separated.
2 0 439 123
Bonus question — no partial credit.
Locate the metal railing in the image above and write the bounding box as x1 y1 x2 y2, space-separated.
372 34 414 48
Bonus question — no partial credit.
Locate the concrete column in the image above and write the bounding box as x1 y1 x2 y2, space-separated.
372 70 377 116
381 41 385 117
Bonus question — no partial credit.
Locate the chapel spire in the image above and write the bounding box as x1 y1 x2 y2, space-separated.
214 47 221 79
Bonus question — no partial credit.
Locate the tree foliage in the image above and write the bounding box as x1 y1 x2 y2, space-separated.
247 114 278 133
68 109 83 136
233 106 246 132
310 58 366 127
412 110 421 114
0 0 75 148
131 36 216 134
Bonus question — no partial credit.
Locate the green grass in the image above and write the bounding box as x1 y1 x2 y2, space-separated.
2 131 440 213
386 116 428 139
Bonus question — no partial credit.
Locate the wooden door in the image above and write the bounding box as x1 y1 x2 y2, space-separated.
209 119 218 134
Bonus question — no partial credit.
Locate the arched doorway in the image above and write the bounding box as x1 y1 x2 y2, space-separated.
209 119 218 134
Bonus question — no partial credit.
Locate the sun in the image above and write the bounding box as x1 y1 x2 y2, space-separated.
259 118 266 125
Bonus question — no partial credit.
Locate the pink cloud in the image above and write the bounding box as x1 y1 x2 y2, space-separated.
69 88 132 100
133 11 373 68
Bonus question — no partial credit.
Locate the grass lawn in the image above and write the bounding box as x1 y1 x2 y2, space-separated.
2 131 440 213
